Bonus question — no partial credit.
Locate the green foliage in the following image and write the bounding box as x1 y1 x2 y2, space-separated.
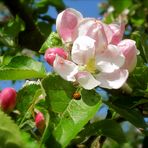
0 0 148 147
0 110 38 148
0 56 46 80
36 0 65 11
37 22 52 37
107 102 147 134
1 16 25 38
75 119 126 144
0 16 25 47
39 32 63 53
42 75 102 147
128 66 148 90
16 83 41 125
110 0 132 14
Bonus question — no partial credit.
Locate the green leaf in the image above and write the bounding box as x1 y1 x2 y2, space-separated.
131 31 148 63
106 101 148 135
39 32 63 53
0 55 13 66
0 16 25 47
75 119 126 144
36 0 65 11
38 22 52 37
0 110 38 148
0 56 46 80
131 18 144 27
42 75 102 147
128 66 148 90
2 16 25 38
16 83 41 126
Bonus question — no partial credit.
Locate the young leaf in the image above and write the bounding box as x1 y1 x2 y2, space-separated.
42 75 102 147
0 110 38 148
0 56 46 80
39 32 63 53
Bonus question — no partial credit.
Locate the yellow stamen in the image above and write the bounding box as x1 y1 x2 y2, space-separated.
85 58 96 73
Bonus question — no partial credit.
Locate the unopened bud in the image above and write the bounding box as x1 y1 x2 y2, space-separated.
35 112 45 132
44 48 68 65
0 88 16 113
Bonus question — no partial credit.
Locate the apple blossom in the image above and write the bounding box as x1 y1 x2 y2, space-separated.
50 8 138 90
44 47 68 66
53 36 129 90
56 8 83 42
0 87 16 112
118 39 138 72
35 112 45 132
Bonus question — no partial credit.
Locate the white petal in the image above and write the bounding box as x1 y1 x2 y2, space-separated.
95 69 129 89
72 36 95 65
77 18 108 52
75 71 100 90
53 55 78 81
96 44 125 73
77 18 96 36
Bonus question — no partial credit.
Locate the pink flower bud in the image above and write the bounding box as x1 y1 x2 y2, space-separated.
0 88 16 112
118 39 138 72
35 112 45 132
44 48 68 66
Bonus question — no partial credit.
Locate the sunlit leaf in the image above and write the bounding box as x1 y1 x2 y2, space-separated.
42 75 102 147
0 56 46 80
39 32 63 53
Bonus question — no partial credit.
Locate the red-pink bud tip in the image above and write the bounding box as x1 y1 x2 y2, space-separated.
44 48 68 66
35 112 45 131
0 87 16 113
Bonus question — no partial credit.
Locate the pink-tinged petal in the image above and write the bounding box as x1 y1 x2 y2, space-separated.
53 55 78 81
77 18 108 52
72 36 95 65
75 71 100 90
103 23 125 45
95 69 129 89
96 44 125 73
109 23 125 44
118 39 138 72
56 8 83 42
77 18 95 36
101 23 113 44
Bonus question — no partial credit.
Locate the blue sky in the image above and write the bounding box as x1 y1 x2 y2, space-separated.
64 0 103 18
0 0 105 90
48 0 105 18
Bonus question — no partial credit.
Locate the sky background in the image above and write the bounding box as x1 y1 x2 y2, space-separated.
0 0 106 90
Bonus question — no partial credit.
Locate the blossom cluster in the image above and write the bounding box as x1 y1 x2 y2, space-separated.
45 8 138 90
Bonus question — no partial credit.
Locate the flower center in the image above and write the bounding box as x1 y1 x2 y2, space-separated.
85 58 97 74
